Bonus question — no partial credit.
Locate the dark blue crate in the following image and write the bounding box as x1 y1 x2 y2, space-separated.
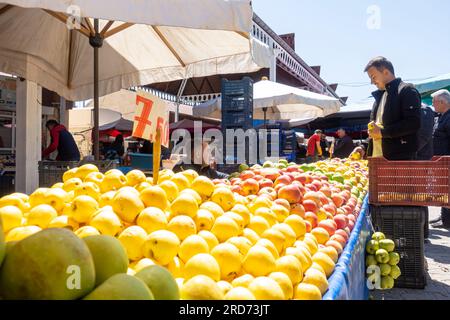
222 96 253 113
221 77 254 97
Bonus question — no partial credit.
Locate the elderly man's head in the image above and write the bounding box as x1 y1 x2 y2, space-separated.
432 89 450 114
337 128 347 138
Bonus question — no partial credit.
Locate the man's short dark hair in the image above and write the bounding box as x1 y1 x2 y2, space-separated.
45 119 59 128
364 56 395 75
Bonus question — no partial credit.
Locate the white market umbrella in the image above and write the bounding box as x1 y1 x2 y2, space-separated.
0 0 269 158
193 79 343 127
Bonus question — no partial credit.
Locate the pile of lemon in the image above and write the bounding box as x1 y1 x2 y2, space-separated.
0 164 345 300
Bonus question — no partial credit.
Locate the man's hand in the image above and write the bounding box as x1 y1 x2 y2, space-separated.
368 122 382 140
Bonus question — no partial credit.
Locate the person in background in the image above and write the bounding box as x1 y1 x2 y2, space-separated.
42 119 80 161
105 134 125 162
364 57 422 160
320 133 330 158
306 129 323 163
333 128 355 159
416 103 435 161
429 89 450 228
174 140 228 179
139 139 171 160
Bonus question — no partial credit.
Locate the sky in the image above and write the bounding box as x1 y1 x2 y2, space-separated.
253 0 450 104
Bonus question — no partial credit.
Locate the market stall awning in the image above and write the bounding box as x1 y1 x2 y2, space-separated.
0 1 269 102
192 79 343 125
413 73 450 95
169 119 220 132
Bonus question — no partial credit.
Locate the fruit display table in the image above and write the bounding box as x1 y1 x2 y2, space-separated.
323 195 372 300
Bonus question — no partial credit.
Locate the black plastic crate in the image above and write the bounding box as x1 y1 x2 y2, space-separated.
222 113 253 127
370 205 427 289
39 161 79 187
395 247 427 289
221 77 253 97
0 174 15 197
222 96 253 112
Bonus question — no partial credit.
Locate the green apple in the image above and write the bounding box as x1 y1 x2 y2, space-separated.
332 174 344 184
239 163 249 173
251 164 262 170
263 161 274 168
388 252 400 266
375 249 390 264
372 232 386 241
366 240 380 255
279 159 288 165
379 263 392 276
380 275 395 290
366 255 378 267
390 265 402 280
379 239 395 252
288 162 297 167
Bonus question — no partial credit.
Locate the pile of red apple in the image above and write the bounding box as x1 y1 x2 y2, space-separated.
213 161 369 255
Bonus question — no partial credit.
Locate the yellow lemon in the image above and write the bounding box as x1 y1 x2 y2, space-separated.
319 246 339 264
89 207 122 236
226 236 252 257
302 268 329 295
242 245 276 277
285 247 312 272
135 182 152 193
166 256 184 278
217 281 234 296
179 235 210 263
200 201 224 218
74 182 101 201
0 205 23 233
48 215 79 231
261 228 285 254
183 253 220 282
231 274 255 288
269 272 294 300
211 187 235 212
158 180 179 203
126 169 147 186
26 204 57 229
100 170 127 193
43 188 69 212
254 207 277 226
170 194 198 218
312 252 336 278
84 171 104 186
62 178 83 192
242 228 260 245
224 211 245 230
181 170 199 185
224 287 256 300
194 209 215 231
247 215 270 236
112 190 145 223
248 277 285 300
118 226 148 261
294 283 322 300
98 191 117 208
271 204 290 223
167 215 196 241
191 176 215 200
255 239 279 260
248 197 272 214
132 258 156 273
74 226 100 238
62 168 77 182
230 204 251 226
140 186 168 211
198 230 219 251
170 173 191 191
284 215 306 238
180 275 223 300
272 223 297 248
5 226 41 242
275 255 303 285
75 164 99 180
180 189 202 205
142 230 180 265
136 207 168 234
211 216 240 243
211 243 242 281
64 195 99 223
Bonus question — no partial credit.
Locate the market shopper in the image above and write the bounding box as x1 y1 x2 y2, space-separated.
306 130 323 163
332 128 355 159
364 57 422 160
42 120 80 161
429 89 450 228
417 103 436 160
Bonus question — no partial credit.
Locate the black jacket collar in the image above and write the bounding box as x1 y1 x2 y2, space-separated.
372 78 402 102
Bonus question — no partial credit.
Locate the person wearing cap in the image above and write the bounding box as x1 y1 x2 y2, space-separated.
306 129 323 163
332 128 355 159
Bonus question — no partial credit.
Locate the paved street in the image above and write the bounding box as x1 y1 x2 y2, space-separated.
373 207 450 300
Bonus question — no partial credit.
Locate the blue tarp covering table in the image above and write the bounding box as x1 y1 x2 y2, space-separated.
323 195 373 300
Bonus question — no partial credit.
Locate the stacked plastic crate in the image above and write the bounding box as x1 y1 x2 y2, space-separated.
221 78 254 166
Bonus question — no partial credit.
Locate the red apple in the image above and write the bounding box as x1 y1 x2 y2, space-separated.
341 205 353 215
318 192 330 206
286 166 300 173
335 229 349 242
311 180 323 191
258 178 274 189
258 187 277 200
274 183 287 193
331 194 345 208
348 220 355 231
304 192 321 206
253 175 263 181
320 187 332 198
330 234 347 247
333 214 348 230
305 212 318 229
275 175 293 186
326 240 343 254
303 200 318 214
290 203 305 218
240 170 255 180
304 220 312 233
274 198 291 211
306 184 318 192
278 184 302 204
231 185 242 194
241 178 259 196
318 220 337 236
230 178 242 185
323 204 336 216
347 214 356 223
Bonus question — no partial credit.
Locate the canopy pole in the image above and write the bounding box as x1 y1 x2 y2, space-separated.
175 78 188 122
263 107 268 129
90 18 103 161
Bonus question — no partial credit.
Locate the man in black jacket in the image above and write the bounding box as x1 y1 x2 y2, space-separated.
333 128 355 159
364 57 422 160
429 89 450 228
417 103 435 160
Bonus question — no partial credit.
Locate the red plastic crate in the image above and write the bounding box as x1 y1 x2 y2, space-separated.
369 156 450 207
